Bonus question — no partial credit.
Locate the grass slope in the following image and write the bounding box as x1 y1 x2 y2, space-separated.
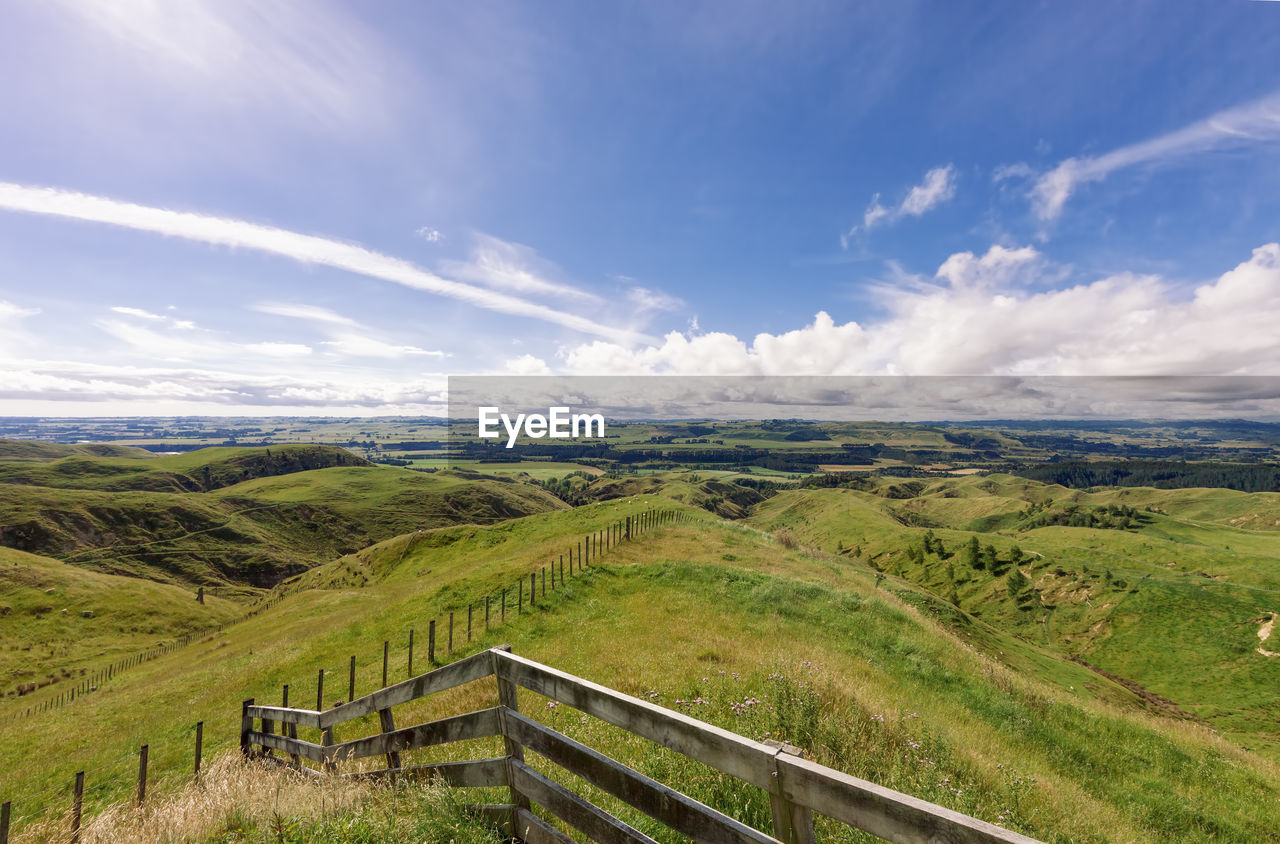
748 474 1280 755
3 501 1279 842
0 446 568 589
0 546 239 703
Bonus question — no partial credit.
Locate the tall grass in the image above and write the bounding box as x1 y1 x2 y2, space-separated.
10 752 498 844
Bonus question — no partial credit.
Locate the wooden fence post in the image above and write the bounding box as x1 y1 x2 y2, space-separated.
349 655 357 702
625 515 631 539
485 595 491 629
491 646 531 831
316 668 325 711
70 771 84 844
428 619 436 665
560 556 564 584
1 800 10 844
502 588 507 621
377 705 402 773
518 579 523 614
541 566 546 597
530 572 536 607
194 721 203 778
449 612 454 653
382 641 389 688
468 604 473 642
766 740 816 844
240 698 253 757
136 744 148 806
408 630 415 677
282 687 299 765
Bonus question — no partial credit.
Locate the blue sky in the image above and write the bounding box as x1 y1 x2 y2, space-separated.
2 0 1280 414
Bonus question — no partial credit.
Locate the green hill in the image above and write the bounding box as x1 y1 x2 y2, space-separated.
0 439 157 462
0 444 369 493
747 474 1280 754
3 500 1280 842
0 546 239 702
0 446 568 589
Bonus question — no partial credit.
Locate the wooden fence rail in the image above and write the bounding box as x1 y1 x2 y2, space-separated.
240 645 1041 844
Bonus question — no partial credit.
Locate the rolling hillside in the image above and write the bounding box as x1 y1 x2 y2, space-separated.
747 474 1280 754
0 446 568 589
3 499 1279 842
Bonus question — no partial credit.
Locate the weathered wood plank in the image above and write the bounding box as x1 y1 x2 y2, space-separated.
325 707 502 763
505 711 778 844
494 650 777 790
341 757 509 788
515 807 576 844
508 760 659 844
318 649 495 729
248 730 327 763
775 755 1041 844
247 705 322 729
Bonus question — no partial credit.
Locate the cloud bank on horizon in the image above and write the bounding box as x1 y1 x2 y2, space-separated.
2 1 1280 414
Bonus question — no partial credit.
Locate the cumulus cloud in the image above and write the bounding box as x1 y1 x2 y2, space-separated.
558 242 1280 376
503 354 551 375
415 226 443 243
1032 89 1280 222
0 182 645 343
843 165 956 245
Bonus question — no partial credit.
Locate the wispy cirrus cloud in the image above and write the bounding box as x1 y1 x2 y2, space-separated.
1031 89 1280 223
0 182 647 344
842 165 956 246
251 302 362 328
441 233 601 302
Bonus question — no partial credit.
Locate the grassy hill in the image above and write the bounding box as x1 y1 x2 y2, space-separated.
4 498 1280 842
0 444 369 493
0 546 240 702
0 446 568 589
0 439 157 462
747 474 1280 754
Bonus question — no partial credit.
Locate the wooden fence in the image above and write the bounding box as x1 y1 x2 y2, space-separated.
0 508 680 842
242 646 1042 844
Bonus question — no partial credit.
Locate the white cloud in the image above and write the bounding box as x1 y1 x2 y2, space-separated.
244 342 312 357
0 182 647 344
558 242 1280 376
110 306 166 320
626 286 683 312
1032 89 1280 222
900 166 957 216
0 301 40 322
321 335 445 359
52 0 395 132
441 234 600 302
415 226 444 243
504 354 551 375
844 165 956 244
252 302 362 327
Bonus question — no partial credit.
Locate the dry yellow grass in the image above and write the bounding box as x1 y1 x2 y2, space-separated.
10 752 376 843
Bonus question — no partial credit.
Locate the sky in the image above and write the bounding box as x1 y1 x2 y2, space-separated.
2 0 1280 416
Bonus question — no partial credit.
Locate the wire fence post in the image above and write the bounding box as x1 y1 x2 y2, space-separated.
428 619 436 665
136 744 148 807
448 612 454 653
1 800 10 844
316 668 325 711
194 720 204 779
408 630 415 677
349 655 356 703
70 771 84 844
382 641 389 688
